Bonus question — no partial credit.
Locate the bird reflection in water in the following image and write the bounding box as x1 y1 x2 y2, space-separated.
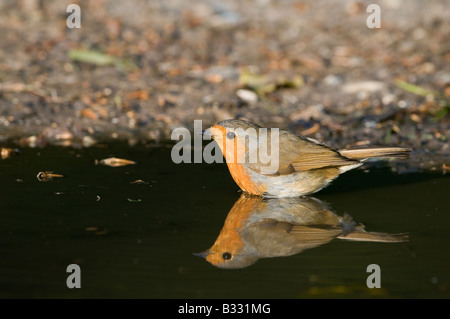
195 194 408 269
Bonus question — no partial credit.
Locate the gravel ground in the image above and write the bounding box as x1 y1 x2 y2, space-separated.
0 0 448 171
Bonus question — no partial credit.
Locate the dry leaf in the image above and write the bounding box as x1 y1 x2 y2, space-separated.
126 90 149 101
130 179 149 184
80 108 99 120
1 147 16 159
300 122 320 136
37 171 64 182
98 157 136 167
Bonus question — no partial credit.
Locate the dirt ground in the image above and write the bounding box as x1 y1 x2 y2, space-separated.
0 0 448 172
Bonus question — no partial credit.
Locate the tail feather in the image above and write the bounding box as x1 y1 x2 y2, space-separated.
337 231 409 243
338 147 411 160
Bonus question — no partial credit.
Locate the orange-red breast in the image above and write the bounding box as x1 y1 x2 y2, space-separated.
204 119 411 198
194 194 408 269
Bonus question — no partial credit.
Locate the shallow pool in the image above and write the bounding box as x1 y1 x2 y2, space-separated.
0 143 449 298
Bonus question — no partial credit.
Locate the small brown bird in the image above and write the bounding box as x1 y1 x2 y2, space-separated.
195 194 408 269
204 119 411 198
194 194 408 269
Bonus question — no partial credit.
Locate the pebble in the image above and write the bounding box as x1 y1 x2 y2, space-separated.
236 89 258 104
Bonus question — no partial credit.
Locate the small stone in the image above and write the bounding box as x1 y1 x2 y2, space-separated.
236 89 258 104
82 136 97 147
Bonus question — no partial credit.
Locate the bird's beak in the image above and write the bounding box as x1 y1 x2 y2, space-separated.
200 128 214 139
192 250 210 259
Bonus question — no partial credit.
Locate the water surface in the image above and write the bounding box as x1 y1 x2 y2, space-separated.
0 144 449 298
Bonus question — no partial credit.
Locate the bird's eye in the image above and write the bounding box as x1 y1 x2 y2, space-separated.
226 132 236 140
222 252 232 260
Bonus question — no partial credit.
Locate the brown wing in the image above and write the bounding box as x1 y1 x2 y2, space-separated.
246 220 342 256
248 129 359 175
289 225 343 246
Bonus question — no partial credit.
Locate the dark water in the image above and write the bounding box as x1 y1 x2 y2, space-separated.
0 143 449 298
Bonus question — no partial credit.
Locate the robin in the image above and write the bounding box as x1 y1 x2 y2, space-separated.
194 194 408 269
204 119 411 198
